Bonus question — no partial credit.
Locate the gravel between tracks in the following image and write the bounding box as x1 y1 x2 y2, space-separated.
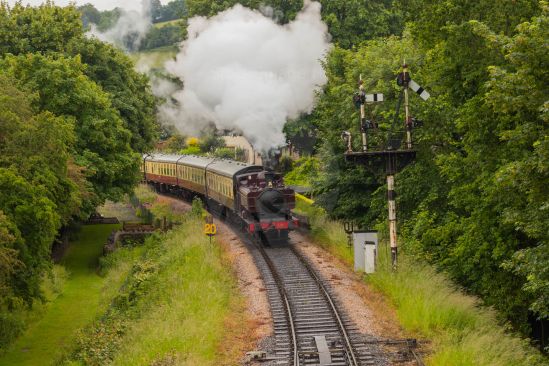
216 220 273 341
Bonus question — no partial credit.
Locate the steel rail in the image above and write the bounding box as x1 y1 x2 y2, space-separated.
290 246 360 366
256 243 299 366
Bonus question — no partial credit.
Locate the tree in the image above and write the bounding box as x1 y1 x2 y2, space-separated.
150 0 163 22
78 3 101 28
158 0 187 22
0 1 82 54
400 0 540 47
0 169 59 303
1 2 157 153
0 211 22 304
67 38 158 152
0 54 141 206
0 75 84 307
320 0 396 48
139 23 185 50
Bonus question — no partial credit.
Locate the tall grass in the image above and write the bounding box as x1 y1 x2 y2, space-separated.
295 199 353 264
133 184 157 205
295 200 547 366
112 220 243 366
65 191 249 365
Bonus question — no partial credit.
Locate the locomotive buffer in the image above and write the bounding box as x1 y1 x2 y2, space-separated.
344 64 430 268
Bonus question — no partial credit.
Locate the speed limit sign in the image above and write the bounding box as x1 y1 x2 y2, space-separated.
204 223 217 236
204 215 216 238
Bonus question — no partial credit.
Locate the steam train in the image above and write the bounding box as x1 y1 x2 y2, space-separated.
141 153 298 242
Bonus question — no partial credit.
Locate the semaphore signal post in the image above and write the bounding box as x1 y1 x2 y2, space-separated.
343 63 430 269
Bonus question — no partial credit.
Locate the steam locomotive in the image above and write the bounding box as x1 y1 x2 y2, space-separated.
141 153 298 242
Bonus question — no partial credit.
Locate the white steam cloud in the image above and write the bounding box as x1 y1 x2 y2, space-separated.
87 0 152 51
162 1 331 152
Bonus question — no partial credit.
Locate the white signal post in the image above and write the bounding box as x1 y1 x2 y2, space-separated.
356 75 384 152
346 63 427 270
387 175 398 267
359 75 368 151
399 63 430 150
403 65 412 149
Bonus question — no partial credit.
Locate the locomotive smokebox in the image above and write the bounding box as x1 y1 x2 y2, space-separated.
257 189 286 217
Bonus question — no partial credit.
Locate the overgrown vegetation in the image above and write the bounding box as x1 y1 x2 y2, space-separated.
63 190 249 365
296 199 547 365
78 0 187 51
293 0 549 342
0 224 125 365
0 2 157 349
284 157 320 187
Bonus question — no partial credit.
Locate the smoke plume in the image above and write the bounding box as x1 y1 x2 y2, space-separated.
162 1 331 152
87 0 152 51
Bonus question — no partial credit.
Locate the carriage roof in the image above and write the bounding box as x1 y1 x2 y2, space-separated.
144 153 263 178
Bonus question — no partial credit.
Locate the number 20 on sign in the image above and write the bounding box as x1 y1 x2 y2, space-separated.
204 215 216 243
204 223 217 236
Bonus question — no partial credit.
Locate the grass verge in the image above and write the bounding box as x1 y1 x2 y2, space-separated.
0 224 126 366
294 200 547 366
62 191 252 365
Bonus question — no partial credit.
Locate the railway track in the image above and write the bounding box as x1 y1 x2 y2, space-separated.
152 191 417 365
249 240 386 366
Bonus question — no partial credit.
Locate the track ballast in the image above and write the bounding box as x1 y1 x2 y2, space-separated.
251 240 386 366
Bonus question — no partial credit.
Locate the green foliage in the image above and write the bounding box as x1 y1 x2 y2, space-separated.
180 145 202 155
185 0 402 47
0 53 141 205
67 215 243 365
161 133 187 153
1 2 158 152
199 134 226 153
401 0 540 47
284 114 317 155
371 253 548 366
139 23 185 51
311 36 420 224
67 38 158 152
133 184 157 205
151 0 187 23
0 2 158 339
213 147 244 160
284 156 320 187
0 78 73 308
320 0 400 48
80 6 122 32
190 197 205 217
310 0 548 337
77 3 101 28
71 314 127 366
0 311 24 350
0 169 59 303
0 1 82 54
296 200 546 364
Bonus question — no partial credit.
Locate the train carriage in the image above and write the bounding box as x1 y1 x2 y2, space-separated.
205 159 263 212
142 153 297 243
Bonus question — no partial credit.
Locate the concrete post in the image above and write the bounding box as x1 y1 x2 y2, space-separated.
387 175 398 268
